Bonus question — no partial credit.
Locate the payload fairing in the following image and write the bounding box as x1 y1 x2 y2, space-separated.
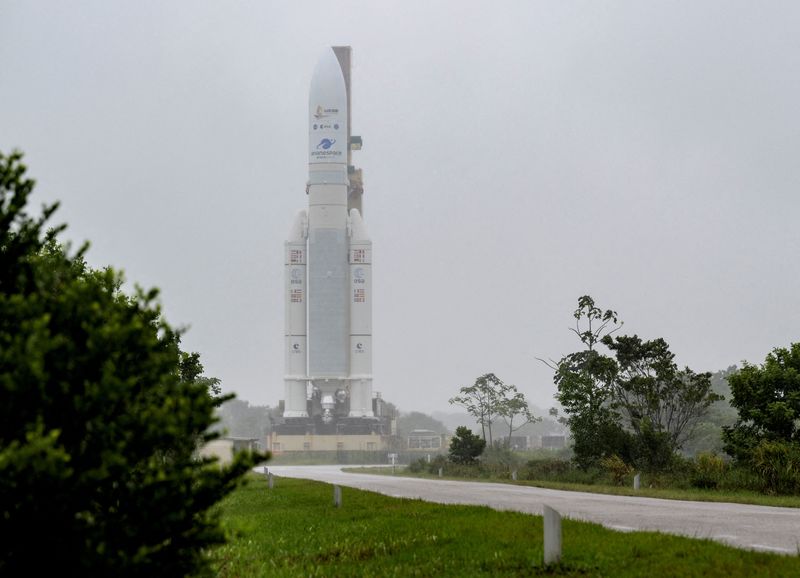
283 47 374 428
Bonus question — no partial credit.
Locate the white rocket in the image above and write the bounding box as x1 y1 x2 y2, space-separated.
284 47 373 424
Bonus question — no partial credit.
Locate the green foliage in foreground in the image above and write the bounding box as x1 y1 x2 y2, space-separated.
211 475 799 577
0 151 264 575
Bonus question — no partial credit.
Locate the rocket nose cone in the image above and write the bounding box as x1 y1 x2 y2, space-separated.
310 48 347 118
309 47 348 166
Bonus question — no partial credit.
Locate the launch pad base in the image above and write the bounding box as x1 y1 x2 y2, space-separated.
274 416 391 436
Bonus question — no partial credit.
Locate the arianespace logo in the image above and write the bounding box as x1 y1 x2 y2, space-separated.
311 136 342 160
314 105 339 119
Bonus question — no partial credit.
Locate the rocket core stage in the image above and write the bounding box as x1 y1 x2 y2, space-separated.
282 47 379 434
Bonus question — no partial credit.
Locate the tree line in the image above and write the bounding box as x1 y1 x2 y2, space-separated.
443 294 800 494
549 295 722 470
550 295 800 490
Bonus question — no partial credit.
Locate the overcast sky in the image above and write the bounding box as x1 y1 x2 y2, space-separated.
2 2 798 414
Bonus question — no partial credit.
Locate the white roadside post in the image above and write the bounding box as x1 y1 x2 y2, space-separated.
333 485 342 508
543 505 562 565
634 473 641 491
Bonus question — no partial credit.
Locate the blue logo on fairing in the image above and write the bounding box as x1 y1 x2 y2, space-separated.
317 138 336 150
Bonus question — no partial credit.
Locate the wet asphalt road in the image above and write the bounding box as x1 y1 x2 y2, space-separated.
264 465 800 555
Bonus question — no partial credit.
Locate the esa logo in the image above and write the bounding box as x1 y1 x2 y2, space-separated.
317 138 336 150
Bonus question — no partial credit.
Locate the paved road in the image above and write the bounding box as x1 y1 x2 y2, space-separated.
265 465 800 555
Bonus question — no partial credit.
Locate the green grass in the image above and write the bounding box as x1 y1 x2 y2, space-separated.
345 467 800 508
209 474 799 577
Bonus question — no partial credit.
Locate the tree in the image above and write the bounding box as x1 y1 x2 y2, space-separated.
449 373 508 444
448 426 486 464
552 295 720 470
554 348 631 468
603 334 721 453
723 343 800 462
0 151 264 575
681 367 738 456
497 391 539 448
569 295 623 351
450 373 535 445
551 296 628 468
180 350 223 398
216 398 275 439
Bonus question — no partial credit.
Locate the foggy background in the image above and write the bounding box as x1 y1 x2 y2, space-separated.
2 1 798 414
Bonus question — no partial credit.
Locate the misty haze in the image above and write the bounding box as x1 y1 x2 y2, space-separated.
3 2 800 575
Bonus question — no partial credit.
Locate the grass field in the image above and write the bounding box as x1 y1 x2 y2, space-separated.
344 466 800 509
209 474 800 577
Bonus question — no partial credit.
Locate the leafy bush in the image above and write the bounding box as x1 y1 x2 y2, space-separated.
629 419 675 472
480 445 522 468
408 457 428 473
0 151 264 575
751 440 800 495
714 465 761 492
691 453 727 489
429 454 448 470
523 458 571 480
723 343 800 462
448 426 485 464
600 454 633 486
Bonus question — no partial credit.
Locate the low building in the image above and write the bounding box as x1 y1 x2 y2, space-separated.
507 435 529 450
407 429 444 451
268 432 389 453
198 437 260 465
541 435 567 450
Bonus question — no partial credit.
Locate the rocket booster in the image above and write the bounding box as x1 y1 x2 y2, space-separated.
284 47 373 422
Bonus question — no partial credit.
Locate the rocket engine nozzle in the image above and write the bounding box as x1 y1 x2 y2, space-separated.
321 394 336 424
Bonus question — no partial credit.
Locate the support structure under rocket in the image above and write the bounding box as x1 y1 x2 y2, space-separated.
282 47 377 432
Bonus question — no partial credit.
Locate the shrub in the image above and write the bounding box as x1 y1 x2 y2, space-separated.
751 440 800 494
723 343 800 462
481 445 522 469
448 426 486 464
408 457 427 473
630 420 675 472
0 151 264 575
427 454 447 472
523 459 571 480
691 453 727 489
716 464 762 492
600 454 633 486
